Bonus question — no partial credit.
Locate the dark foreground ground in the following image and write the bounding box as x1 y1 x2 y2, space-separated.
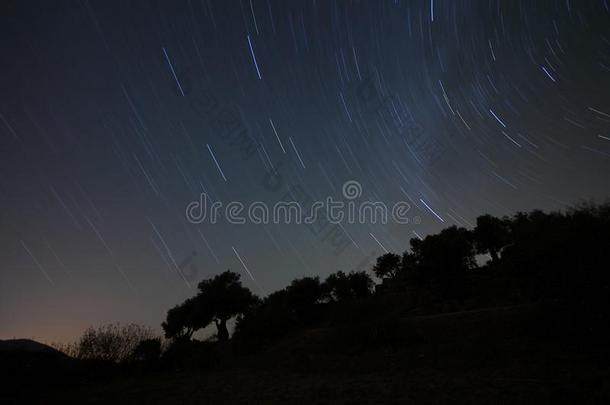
5 305 610 404
16 360 610 404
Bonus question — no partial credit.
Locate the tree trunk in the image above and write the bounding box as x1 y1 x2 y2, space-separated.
215 319 229 341
489 248 499 263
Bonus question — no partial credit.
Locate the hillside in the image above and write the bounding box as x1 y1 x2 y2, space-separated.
5 204 610 404
0 339 67 356
8 303 610 404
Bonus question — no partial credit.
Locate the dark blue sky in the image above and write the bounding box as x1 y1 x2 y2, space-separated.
1 0 609 342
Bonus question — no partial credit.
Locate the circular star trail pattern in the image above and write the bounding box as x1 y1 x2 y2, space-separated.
0 0 609 342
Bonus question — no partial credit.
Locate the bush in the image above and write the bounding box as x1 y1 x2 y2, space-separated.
131 338 162 363
76 323 156 363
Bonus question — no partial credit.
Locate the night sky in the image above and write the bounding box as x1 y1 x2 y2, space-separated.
1 0 609 343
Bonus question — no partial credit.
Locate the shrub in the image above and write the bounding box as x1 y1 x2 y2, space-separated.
77 323 156 363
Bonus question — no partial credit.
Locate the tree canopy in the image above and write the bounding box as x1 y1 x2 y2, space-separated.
163 203 610 351
162 271 258 341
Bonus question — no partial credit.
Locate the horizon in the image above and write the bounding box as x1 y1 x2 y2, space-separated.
1 0 610 345
0 200 605 345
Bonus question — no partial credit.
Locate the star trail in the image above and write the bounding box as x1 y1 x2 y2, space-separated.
0 0 609 343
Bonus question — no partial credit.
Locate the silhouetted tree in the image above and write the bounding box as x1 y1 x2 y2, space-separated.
400 251 419 282
182 203 610 354
409 226 475 300
473 214 510 263
323 271 373 302
285 276 324 324
501 204 610 301
195 271 259 341
162 298 201 341
233 276 326 349
163 272 258 342
372 253 402 279
411 226 475 274
233 289 295 349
